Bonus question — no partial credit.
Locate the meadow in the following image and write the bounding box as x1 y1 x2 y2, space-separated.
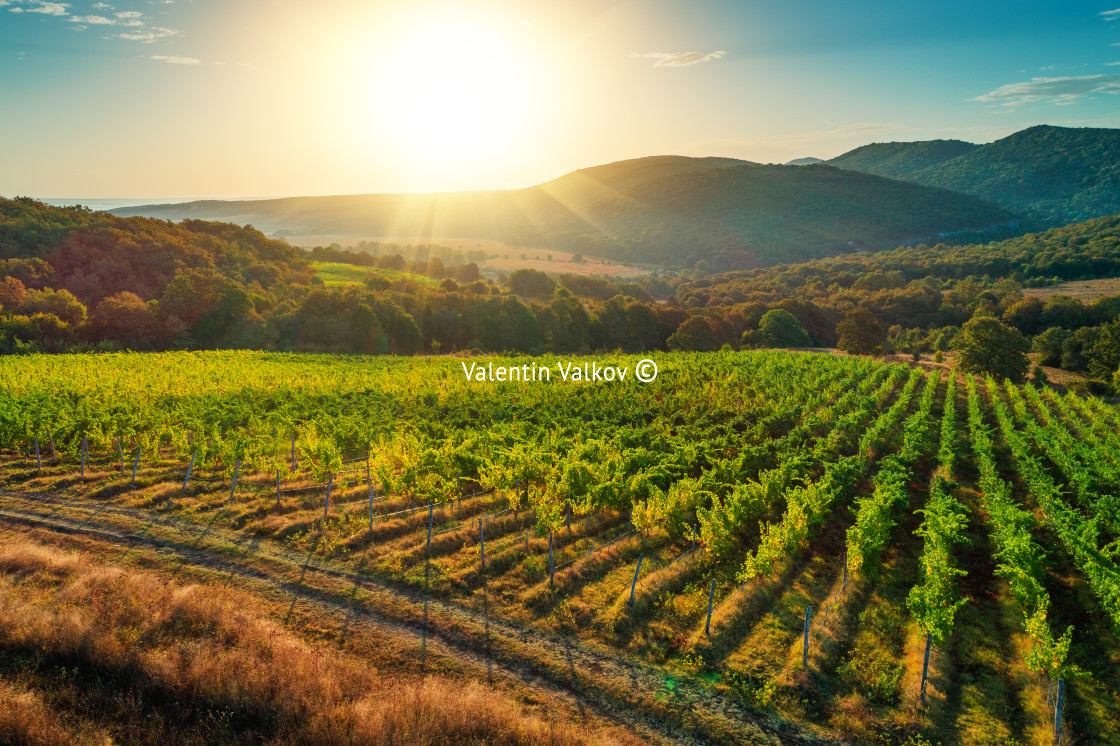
311 260 440 288
1 349 1118 745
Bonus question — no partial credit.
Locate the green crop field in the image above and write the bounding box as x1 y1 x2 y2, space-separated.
1 349 1118 745
311 260 440 287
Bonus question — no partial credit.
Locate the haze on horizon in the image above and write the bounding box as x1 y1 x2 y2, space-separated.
2 0 1119 200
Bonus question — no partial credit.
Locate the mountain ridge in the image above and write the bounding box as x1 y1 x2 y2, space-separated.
829 125 1120 225
111 156 1018 271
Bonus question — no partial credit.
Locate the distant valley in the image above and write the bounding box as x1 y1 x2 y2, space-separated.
106 125 1120 273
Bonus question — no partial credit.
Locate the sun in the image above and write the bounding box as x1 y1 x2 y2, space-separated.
357 16 539 178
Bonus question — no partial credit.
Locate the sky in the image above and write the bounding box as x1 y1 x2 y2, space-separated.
2 0 1119 199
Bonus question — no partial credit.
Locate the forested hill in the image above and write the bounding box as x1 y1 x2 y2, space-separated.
576 163 1018 268
0 197 309 308
829 125 1120 226
680 213 1120 307
110 159 1018 272
828 139 979 180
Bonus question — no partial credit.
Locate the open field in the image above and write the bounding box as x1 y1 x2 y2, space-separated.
1 350 1119 744
289 235 650 278
1022 278 1120 302
311 261 440 288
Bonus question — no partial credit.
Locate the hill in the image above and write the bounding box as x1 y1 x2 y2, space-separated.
830 125 1120 225
682 213 1120 306
111 159 1018 271
0 196 308 308
565 163 1018 268
828 139 978 180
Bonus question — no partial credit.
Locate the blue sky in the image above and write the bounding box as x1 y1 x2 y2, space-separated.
1 0 1118 198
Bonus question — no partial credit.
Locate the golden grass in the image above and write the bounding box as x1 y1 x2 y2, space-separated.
0 679 110 746
0 536 601 745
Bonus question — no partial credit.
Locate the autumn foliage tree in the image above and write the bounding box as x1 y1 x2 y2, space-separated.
837 308 886 355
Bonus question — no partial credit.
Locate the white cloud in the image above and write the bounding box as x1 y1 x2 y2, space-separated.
26 1 69 15
70 13 114 23
1102 8 1120 20
970 74 1120 106
118 25 175 41
115 9 138 17
148 54 199 64
92 1 111 7
631 50 726 67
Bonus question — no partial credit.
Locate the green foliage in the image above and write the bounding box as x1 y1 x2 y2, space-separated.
846 372 939 576
668 316 719 352
985 374 1120 636
832 124 1120 225
836 307 885 355
952 316 1030 382
755 309 810 348
829 139 979 180
906 477 968 646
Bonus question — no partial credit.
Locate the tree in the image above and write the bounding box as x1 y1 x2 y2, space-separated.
390 312 422 354
1002 297 1045 336
426 257 446 279
1032 326 1071 367
541 288 591 353
757 309 810 348
18 287 87 325
836 308 885 354
453 263 481 283
0 276 27 310
88 291 162 349
667 316 719 352
508 268 555 299
952 316 1030 382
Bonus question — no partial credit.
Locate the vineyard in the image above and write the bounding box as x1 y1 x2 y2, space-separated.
1 350 1119 745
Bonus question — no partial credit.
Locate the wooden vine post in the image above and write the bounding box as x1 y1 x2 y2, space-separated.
183 451 196 489
426 502 433 552
548 532 554 587
479 517 486 570
628 554 644 606
704 578 716 635
228 458 240 501
1054 679 1065 744
919 632 932 706
130 446 141 487
802 606 813 669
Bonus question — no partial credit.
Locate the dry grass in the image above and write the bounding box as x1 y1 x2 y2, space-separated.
282 234 648 278
1022 278 1120 301
0 536 602 745
0 678 110 746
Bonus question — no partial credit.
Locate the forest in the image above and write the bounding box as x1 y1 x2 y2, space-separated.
8 197 1120 392
828 125 1120 226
